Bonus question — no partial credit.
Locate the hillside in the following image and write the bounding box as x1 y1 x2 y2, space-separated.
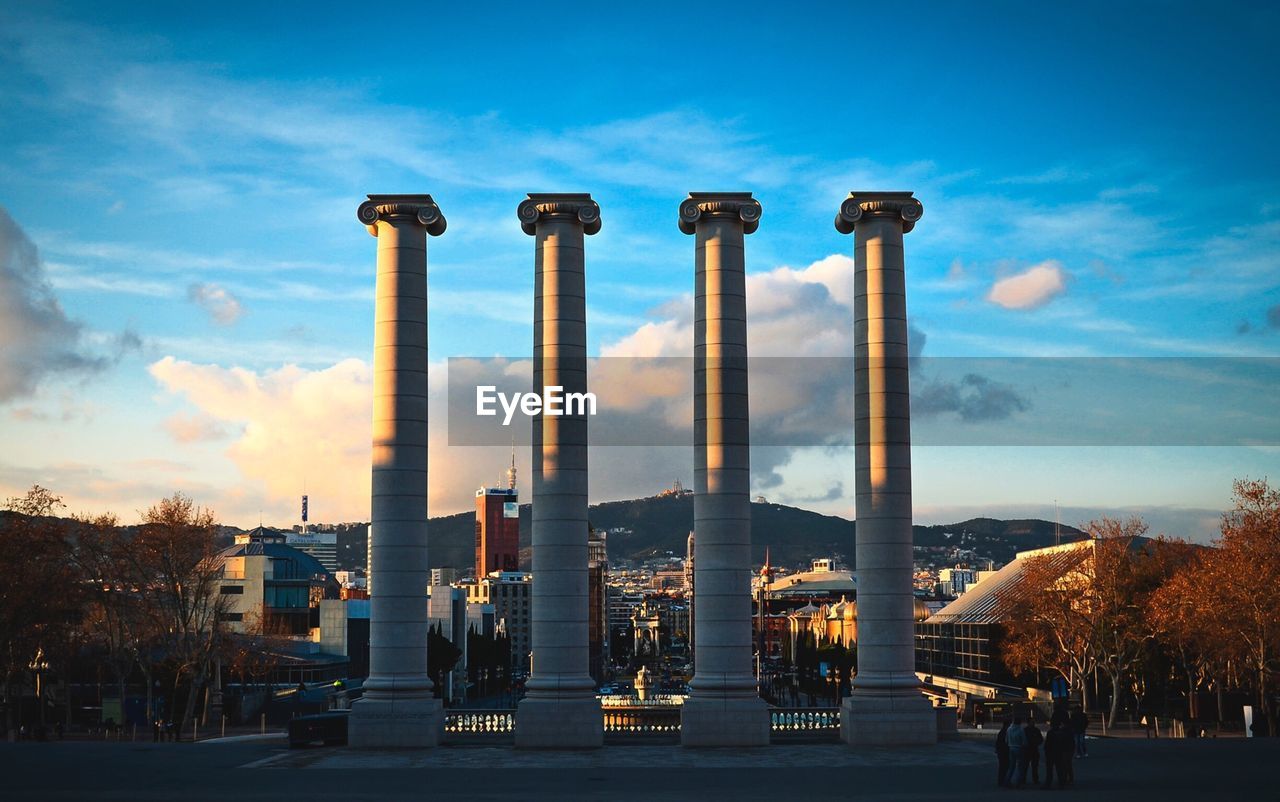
4 497 1083 573
322 496 1082 572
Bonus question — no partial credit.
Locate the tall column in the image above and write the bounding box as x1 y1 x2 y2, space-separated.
514 193 603 749
678 192 770 747
835 191 936 746
348 194 446 748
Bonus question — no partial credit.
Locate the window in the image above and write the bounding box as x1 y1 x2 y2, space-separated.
220 585 245 595
266 585 308 608
218 612 244 622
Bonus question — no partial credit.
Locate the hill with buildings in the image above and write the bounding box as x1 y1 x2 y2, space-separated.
5 497 1083 575
317 495 1083 573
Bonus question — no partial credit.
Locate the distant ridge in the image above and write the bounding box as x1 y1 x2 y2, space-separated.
5 495 1086 573
322 494 1084 571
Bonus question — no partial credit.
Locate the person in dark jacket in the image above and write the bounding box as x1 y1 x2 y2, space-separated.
1050 701 1070 730
1022 719 1044 785
1069 706 1089 757
995 719 1012 787
1043 720 1074 788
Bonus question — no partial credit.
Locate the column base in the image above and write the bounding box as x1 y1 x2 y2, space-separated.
680 695 770 747
347 695 442 748
514 695 602 749
840 692 937 746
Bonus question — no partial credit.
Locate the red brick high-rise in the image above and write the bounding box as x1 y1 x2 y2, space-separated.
475 455 520 577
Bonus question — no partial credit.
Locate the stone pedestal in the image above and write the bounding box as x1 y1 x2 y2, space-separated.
835 191 936 747
681 696 771 747
678 192 770 747
514 696 602 749
514 193 603 749
839 695 936 746
348 194 447 749
348 697 443 749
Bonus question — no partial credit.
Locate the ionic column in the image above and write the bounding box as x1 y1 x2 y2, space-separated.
835 191 936 746
678 192 770 747
348 194 446 749
514 193 603 749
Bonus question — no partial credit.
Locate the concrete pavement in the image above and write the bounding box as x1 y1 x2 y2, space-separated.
1 736 1276 800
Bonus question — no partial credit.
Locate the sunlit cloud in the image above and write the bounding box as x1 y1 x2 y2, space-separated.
987 260 1068 310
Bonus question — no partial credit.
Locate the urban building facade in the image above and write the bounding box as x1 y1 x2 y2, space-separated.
588 527 609 684
475 468 520 578
465 571 533 673
219 527 338 635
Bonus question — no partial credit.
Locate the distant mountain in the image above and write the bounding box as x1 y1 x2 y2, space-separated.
320 495 1083 572
5 495 1083 574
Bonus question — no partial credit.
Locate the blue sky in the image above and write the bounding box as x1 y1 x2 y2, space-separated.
1 2 1277 539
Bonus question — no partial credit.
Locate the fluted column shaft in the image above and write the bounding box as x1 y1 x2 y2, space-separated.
836 191 935 746
350 194 446 749
678 193 770 747
528 210 593 698
515 193 602 748
687 199 756 699
851 213 916 693
362 197 445 699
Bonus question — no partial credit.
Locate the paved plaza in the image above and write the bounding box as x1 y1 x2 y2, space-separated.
2 736 1275 800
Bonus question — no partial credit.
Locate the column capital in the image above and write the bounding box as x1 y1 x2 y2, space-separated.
357 194 447 237
833 191 923 235
517 193 602 236
678 191 762 235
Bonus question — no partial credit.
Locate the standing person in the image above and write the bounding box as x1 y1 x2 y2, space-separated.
1070 705 1089 757
1050 700 1069 730
975 704 987 730
1006 716 1027 787
995 719 1012 788
1043 720 1072 789
1023 718 1044 785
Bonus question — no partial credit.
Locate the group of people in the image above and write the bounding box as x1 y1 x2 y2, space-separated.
995 704 1090 789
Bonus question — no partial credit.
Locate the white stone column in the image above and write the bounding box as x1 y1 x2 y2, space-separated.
678 192 770 747
348 194 446 748
835 191 936 746
514 193 603 749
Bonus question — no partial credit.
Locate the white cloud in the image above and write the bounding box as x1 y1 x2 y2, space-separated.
163 412 230 443
602 254 858 359
987 260 1068 310
150 356 373 520
147 356 530 521
187 282 244 325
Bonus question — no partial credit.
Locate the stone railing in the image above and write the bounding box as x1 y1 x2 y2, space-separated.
443 709 516 742
437 705 843 744
599 694 686 707
602 706 682 743
769 708 841 742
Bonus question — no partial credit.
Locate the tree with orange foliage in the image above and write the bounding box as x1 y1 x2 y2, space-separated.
1202 479 1280 735
0 486 85 739
1148 543 1222 723
1000 544 1097 710
133 493 229 739
1002 517 1178 725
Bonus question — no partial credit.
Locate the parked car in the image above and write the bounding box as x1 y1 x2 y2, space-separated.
288 710 349 748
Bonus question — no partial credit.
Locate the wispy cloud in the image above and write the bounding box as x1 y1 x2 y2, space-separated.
187 282 243 325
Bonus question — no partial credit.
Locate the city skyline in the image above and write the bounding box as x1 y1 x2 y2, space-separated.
2 3 1279 540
